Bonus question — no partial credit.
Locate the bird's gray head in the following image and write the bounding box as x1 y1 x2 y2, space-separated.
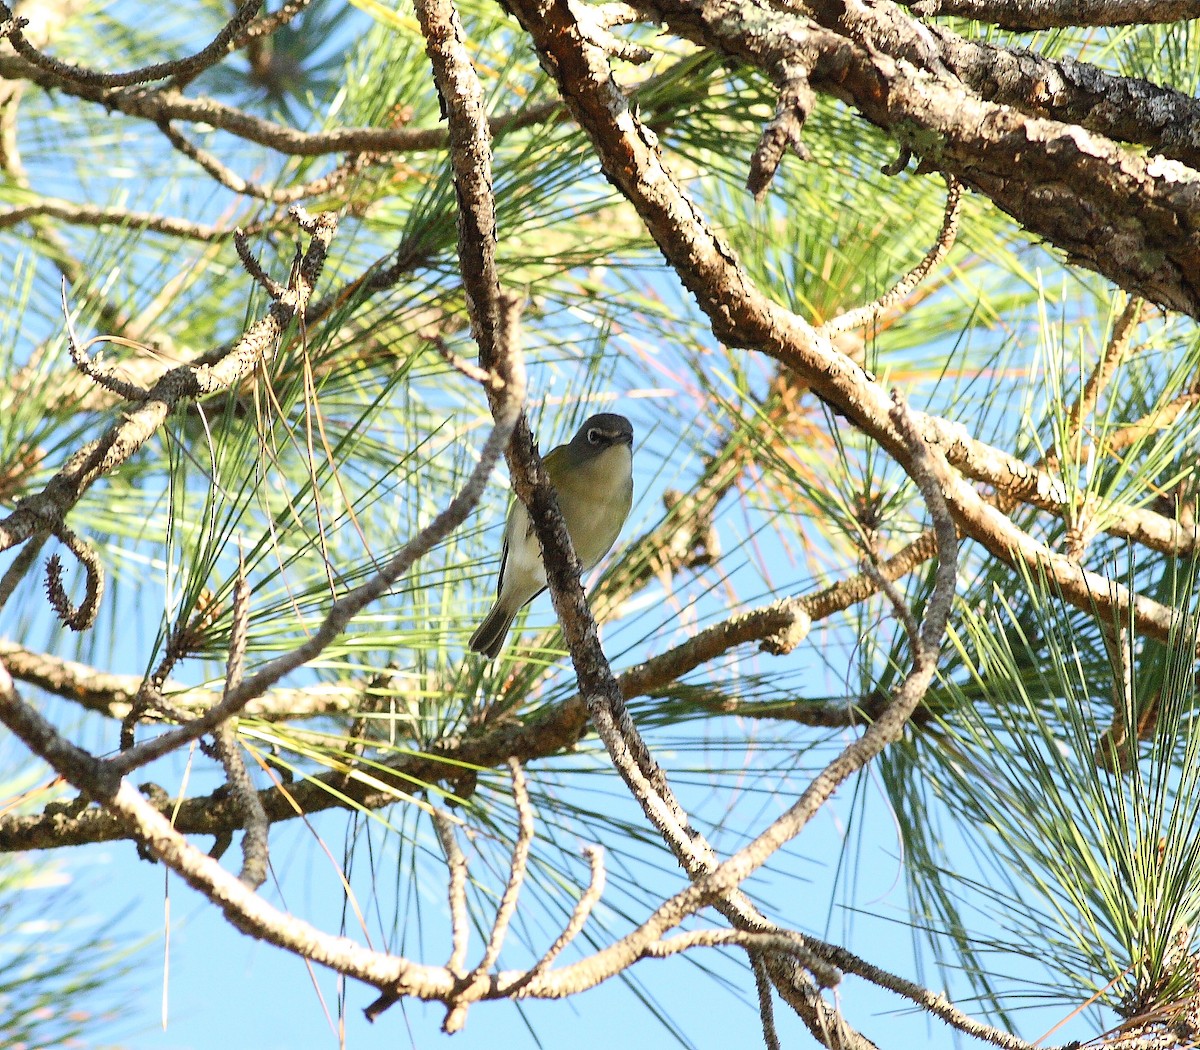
568 413 634 457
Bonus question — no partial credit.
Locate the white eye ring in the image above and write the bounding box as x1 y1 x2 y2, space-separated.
587 428 603 445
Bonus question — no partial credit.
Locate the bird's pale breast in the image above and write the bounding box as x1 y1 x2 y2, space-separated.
552 442 633 569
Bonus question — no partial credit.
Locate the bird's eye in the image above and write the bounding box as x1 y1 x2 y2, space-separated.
587 428 603 445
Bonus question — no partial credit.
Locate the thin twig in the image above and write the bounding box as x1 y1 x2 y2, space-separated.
502 845 607 992
1072 296 1147 442
0 197 262 240
820 175 962 338
234 229 288 299
170 0 312 90
232 0 312 44
0 0 261 88
753 953 782 1050
0 663 119 797
43 524 104 631
747 67 815 201
157 120 371 205
435 808 470 976
0 639 364 724
212 723 267 887
62 280 149 401
569 0 653 61
474 759 534 975
413 0 503 377
1104 392 1200 453
862 556 922 658
442 759 537 1032
431 336 506 390
1044 294 1147 472
799 933 1062 1050
212 560 268 888
640 930 839 982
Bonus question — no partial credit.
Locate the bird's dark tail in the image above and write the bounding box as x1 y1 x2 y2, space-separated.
468 599 519 660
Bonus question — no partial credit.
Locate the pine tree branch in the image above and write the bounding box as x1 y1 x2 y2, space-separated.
633 0 1200 316
901 0 1200 29
0 0 262 88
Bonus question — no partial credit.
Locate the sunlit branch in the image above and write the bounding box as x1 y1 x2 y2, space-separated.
0 196 266 241
436 806 471 976
752 954 782 1050
472 759 534 977
0 0 261 88
62 280 151 401
0 638 362 722
0 533 46 615
0 46 562 158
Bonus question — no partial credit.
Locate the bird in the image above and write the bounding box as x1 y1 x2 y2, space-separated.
469 412 634 659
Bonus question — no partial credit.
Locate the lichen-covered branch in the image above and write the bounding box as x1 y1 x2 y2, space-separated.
902 0 1200 29
0 0 262 88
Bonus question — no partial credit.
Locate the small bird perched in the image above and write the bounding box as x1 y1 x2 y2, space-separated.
469 412 635 660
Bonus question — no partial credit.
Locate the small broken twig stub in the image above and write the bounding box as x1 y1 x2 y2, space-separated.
748 68 815 201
